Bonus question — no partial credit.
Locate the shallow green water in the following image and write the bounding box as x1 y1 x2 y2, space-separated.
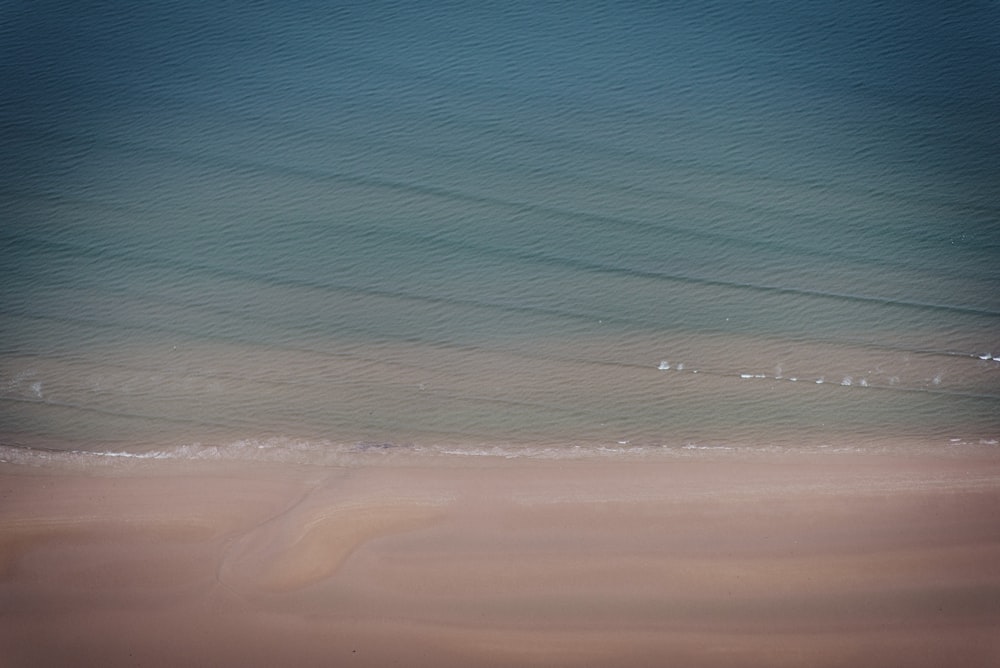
2 2 998 458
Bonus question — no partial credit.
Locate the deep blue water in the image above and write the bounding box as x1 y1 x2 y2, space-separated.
1 1 998 459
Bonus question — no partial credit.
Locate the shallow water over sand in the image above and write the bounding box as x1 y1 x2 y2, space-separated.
2 2 998 456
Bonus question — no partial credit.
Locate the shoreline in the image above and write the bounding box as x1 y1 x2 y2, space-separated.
2 449 999 666
2 430 999 470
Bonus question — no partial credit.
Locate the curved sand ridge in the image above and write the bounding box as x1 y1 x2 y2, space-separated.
219 480 448 592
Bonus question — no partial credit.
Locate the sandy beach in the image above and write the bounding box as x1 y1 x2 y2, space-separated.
4 1 998 666
1 450 998 667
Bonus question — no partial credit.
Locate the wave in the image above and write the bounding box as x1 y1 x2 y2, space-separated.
3 435 998 471
4 221 999 361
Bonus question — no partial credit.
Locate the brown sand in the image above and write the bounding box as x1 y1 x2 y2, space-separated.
1 452 998 667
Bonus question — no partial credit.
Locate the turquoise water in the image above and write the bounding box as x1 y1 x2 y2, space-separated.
2 2 998 459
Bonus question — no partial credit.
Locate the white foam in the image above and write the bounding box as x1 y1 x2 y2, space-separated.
100 450 173 459
682 444 735 451
658 360 670 370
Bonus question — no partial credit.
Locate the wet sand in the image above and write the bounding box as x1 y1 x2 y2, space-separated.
1 452 999 667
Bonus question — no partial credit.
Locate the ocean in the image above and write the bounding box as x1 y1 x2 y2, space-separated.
2 1 998 464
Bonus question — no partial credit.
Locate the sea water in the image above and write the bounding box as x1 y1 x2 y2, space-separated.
1 2 998 462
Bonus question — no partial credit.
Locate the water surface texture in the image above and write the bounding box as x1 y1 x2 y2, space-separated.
2 1 998 459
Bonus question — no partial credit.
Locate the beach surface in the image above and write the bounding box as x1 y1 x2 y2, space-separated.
1 450 998 667
3 3 998 665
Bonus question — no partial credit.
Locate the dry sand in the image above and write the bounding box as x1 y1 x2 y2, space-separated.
1 451 998 667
